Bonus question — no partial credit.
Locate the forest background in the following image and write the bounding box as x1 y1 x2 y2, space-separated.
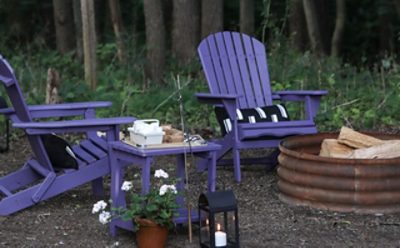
0 0 399 134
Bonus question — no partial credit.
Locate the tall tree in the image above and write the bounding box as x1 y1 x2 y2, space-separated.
131 1 142 51
302 0 325 56
240 0 254 35
81 0 97 89
331 0 346 57
108 0 126 63
201 0 223 38
289 0 308 52
94 0 106 43
172 0 200 66
53 0 75 54
73 0 83 61
144 0 166 85
314 0 330 54
378 1 394 54
394 0 400 17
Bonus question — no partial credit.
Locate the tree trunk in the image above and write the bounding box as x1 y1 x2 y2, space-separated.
378 1 394 54
131 1 141 51
331 0 346 57
53 0 75 54
314 0 330 54
172 0 200 66
73 0 83 61
163 0 173 44
201 0 223 38
302 0 325 56
94 0 105 43
144 0 166 85
240 0 254 35
81 0 97 89
289 0 307 52
394 0 400 17
46 68 61 104
108 0 126 64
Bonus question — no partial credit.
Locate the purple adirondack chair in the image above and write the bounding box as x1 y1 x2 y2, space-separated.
0 55 135 215
196 31 327 182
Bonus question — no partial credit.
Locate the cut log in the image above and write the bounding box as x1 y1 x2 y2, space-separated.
46 68 60 104
319 139 353 158
351 140 400 159
161 125 184 143
337 126 385 149
164 133 184 143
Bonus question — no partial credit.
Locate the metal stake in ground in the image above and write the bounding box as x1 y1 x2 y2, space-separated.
175 75 193 243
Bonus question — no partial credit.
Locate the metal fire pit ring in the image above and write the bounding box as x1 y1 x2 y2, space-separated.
277 132 400 214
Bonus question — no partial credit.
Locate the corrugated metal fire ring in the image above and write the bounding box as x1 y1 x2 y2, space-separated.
277 132 400 214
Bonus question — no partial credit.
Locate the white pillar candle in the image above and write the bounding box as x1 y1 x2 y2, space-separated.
215 224 227 247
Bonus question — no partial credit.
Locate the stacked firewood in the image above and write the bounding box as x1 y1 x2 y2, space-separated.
319 126 400 159
161 125 184 143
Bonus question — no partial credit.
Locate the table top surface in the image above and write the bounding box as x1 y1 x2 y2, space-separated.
110 140 221 156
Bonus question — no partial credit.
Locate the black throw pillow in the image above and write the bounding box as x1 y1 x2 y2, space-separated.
215 104 290 136
42 134 78 170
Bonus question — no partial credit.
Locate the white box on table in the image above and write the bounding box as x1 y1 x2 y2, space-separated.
127 119 164 145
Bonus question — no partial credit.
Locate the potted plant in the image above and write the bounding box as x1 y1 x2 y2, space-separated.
92 169 180 248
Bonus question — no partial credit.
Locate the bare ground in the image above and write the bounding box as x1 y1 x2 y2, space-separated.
1 137 400 248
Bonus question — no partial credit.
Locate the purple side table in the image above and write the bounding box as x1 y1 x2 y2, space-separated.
108 141 220 236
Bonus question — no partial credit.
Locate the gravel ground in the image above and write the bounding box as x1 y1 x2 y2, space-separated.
1 137 400 247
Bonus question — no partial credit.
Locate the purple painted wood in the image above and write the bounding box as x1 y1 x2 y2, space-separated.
222 32 247 107
108 141 220 236
196 31 328 182
0 54 136 215
80 140 107 159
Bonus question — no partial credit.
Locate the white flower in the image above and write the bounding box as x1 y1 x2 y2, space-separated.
168 185 177 194
92 200 107 214
121 181 133 191
99 211 111 224
159 184 178 196
154 169 169 179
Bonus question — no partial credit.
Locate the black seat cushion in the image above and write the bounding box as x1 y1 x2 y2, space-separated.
42 134 78 170
215 104 290 136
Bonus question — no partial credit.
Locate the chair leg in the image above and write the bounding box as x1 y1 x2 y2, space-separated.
91 178 104 198
232 148 241 182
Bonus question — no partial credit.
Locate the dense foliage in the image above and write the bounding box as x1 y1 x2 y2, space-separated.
0 0 399 134
3 36 399 134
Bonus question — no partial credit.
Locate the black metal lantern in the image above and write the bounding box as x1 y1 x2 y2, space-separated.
198 190 239 248
0 96 10 152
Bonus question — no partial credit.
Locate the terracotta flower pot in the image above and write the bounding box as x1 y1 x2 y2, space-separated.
135 218 168 248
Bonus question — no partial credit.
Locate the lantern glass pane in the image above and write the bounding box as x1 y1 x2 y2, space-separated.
213 213 228 247
199 209 210 246
226 211 236 244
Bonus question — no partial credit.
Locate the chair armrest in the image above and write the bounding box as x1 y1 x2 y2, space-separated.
195 93 240 120
13 117 136 135
273 90 328 101
273 90 328 120
195 93 241 105
0 101 113 118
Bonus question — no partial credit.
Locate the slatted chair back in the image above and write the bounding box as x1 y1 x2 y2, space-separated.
196 31 328 182
0 55 53 171
198 31 273 109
